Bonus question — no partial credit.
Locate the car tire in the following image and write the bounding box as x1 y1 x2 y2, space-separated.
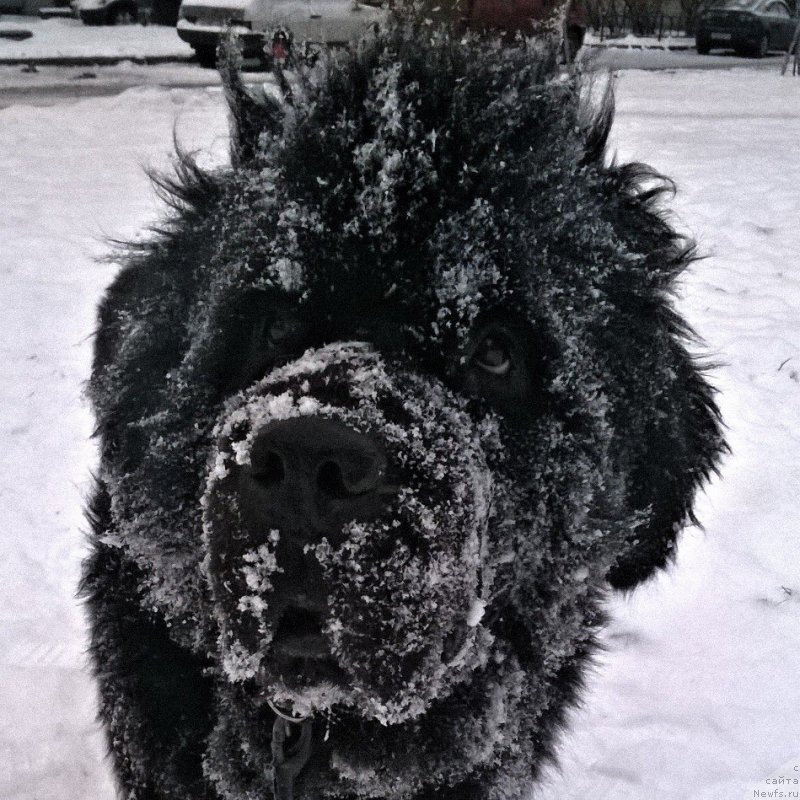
194 45 218 68
566 24 585 62
755 33 769 57
696 38 710 54
107 3 136 23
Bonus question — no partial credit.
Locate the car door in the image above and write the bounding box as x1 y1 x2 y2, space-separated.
775 1 798 48
763 0 794 47
265 0 315 41
310 0 383 45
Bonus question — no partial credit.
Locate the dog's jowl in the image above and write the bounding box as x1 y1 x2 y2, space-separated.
83 22 725 800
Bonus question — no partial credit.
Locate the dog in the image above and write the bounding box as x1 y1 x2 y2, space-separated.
82 20 724 800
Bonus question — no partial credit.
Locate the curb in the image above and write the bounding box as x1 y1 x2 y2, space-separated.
0 54 194 66
585 42 694 51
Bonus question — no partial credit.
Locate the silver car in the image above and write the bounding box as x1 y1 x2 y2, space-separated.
177 0 387 66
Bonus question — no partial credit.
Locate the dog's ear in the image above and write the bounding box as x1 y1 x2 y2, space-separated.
607 332 725 591
218 33 286 167
578 77 614 166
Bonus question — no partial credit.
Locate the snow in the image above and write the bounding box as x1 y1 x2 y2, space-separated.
0 15 193 60
585 32 695 49
1 61 799 799
0 85 227 800
466 598 486 627
0 61 223 105
584 45 789 71
538 67 800 800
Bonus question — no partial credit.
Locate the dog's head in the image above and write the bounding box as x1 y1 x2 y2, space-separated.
89 23 723 799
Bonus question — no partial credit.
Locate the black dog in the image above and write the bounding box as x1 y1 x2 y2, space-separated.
82 21 724 800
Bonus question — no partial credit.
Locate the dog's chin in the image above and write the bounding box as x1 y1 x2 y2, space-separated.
255 667 349 721
256 648 451 725
270 651 349 693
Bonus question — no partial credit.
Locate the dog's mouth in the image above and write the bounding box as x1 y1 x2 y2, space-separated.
272 607 330 660
261 605 348 691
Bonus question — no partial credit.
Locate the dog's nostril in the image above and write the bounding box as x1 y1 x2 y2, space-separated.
251 449 285 487
316 460 351 499
272 607 330 660
316 456 381 499
243 419 389 531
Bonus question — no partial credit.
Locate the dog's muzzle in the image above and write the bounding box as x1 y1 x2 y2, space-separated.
201 343 500 725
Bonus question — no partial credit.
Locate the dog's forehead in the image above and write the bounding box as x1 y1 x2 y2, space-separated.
99 43 629 373
199 45 612 325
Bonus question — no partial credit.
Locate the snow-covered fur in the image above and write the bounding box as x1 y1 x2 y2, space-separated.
82 21 725 800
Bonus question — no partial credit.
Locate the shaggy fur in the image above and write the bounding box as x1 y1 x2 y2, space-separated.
83 20 724 800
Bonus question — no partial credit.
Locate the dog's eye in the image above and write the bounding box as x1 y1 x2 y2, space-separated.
216 293 309 395
461 321 549 424
259 315 303 347
471 334 513 377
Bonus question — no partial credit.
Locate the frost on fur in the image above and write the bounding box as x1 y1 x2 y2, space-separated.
82 17 724 800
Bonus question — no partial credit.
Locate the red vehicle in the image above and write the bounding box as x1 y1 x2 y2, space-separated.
459 0 587 59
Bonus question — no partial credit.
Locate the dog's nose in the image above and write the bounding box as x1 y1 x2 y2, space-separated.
240 417 389 537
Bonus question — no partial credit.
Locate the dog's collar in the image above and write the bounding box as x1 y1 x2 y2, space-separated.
267 698 312 723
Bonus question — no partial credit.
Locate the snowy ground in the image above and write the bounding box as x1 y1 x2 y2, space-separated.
0 61 222 108
584 45 789 71
0 15 193 60
1 63 799 800
0 50 779 113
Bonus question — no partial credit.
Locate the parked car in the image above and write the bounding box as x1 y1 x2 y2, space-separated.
73 0 179 24
176 0 387 67
463 0 587 60
177 0 586 68
695 0 798 56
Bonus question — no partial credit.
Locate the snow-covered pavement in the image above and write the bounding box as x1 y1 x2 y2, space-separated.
0 15 193 61
0 61 222 109
1 65 799 800
539 68 800 800
0 86 228 800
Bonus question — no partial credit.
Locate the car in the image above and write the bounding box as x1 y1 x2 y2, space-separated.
176 0 387 67
177 0 585 69
73 0 138 24
695 0 799 56
73 0 179 24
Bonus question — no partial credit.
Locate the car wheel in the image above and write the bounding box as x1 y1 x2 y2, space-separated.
566 24 586 62
107 3 136 23
194 45 218 68
755 33 769 57
696 37 710 54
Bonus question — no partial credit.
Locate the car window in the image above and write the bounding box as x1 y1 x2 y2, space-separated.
715 0 764 11
764 1 789 14
720 0 761 9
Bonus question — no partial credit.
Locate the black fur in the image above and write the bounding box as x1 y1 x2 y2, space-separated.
83 19 724 800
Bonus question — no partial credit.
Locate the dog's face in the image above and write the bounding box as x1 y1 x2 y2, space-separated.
89 25 723 800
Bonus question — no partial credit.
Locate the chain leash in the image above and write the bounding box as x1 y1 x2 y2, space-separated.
270 715 313 800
